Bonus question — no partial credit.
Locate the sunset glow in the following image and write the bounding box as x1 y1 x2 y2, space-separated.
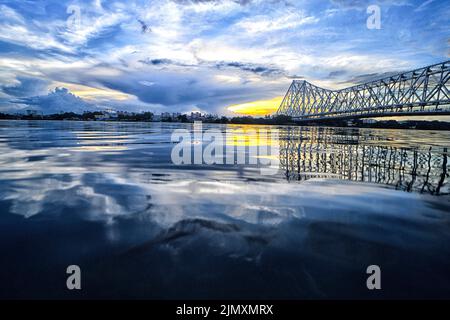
227 97 283 116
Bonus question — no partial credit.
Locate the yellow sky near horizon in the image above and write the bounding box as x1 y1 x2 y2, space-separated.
227 96 283 116
52 82 133 101
226 96 450 121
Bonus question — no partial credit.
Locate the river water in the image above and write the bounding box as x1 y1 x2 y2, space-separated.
0 120 449 299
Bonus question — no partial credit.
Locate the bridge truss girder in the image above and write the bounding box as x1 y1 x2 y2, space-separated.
276 60 450 120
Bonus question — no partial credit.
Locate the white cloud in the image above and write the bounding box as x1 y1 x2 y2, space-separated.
0 10 74 53
0 4 25 24
414 0 436 12
12 87 94 114
58 10 128 46
0 0 447 115
235 10 319 34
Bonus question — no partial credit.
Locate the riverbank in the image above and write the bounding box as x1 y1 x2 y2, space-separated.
1 112 450 130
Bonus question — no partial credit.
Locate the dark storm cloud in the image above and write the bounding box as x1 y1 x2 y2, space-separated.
97 74 225 106
138 58 285 77
137 19 152 34
139 58 175 65
138 58 194 67
215 61 284 76
328 70 347 78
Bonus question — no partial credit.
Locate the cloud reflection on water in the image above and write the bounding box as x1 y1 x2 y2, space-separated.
1 120 450 298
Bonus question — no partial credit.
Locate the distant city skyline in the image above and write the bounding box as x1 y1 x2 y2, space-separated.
0 0 448 117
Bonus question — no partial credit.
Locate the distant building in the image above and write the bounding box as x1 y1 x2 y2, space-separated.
104 108 116 114
95 110 118 121
204 114 218 121
161 112 171 120
25 110 43 118
189 112 202 120
94 114 108 120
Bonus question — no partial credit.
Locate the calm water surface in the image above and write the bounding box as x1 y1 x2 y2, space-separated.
0 120 449 299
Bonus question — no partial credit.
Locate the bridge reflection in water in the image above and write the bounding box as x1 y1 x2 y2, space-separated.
279 127 449 195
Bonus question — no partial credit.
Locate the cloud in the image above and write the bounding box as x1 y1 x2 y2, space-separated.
328 70 347 78
173 0 252 5
58 9 129 47
0 4 25 24
338 71 404 85
414 0 436 12
1 76 50 97
137 19 152 33
0 6 73 53
138 58 193 67
215 61 284 76
0 0 447 115
139 58 174 65
235 10 319 34
329 0 368 9
13 87 95 114
330 0 410 9
137 57 286 77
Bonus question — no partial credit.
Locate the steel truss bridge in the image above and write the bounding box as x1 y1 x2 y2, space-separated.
276 60 450 121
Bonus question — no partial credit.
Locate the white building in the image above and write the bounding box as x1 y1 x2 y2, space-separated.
362 119 377 124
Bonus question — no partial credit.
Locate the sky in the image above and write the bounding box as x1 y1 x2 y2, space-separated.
0 0 448 116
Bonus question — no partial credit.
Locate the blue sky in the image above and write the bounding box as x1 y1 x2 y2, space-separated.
0 0 448 115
